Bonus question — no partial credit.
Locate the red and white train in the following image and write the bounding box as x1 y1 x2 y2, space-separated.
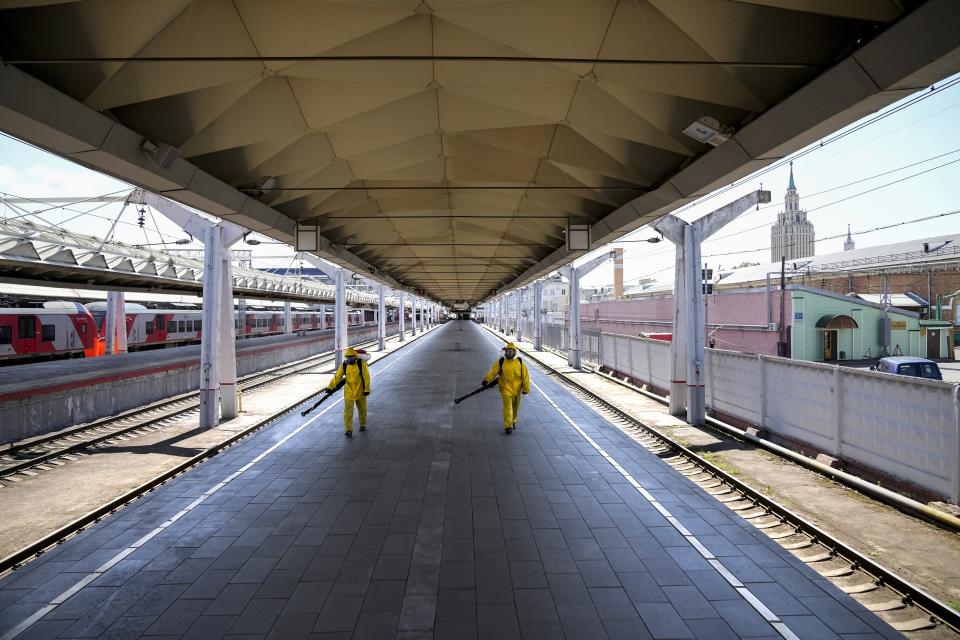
0 302 377 363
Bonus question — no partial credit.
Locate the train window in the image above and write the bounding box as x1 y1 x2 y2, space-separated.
186 320 194 332
18 316 35 339
0 326 10 344
156 315 165 330
41 324 55 341
195 320 201 331
178 320 185 333
145 321 154 335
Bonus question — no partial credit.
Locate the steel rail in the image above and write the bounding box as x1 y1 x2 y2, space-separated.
0 325 437 575
482 325 960 636
0 332 386 479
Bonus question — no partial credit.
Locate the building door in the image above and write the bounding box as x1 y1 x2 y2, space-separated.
926 330 940 359
823 330 836 361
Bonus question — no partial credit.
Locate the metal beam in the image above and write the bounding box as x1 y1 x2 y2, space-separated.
0 62 394 287
497 0 960 295
654 190 771 426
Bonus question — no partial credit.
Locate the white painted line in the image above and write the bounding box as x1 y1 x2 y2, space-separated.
527 376 797 640
3 330 436 640
0 605 55 640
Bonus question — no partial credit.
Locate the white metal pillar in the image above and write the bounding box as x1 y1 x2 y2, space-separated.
399 291 406 341
412 297 418 335
516 289 522 342
378 284 386 350
654 189 770 426
237 298 247 338
104 291 128 355
534 280 543 350
335 268 347 369
219 249 239 420
139 189 245 428
669 240 687 416
283 301 292 334
568 268 581 368
200 225 224 428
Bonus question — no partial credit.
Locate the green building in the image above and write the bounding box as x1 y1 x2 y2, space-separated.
790 286 951 362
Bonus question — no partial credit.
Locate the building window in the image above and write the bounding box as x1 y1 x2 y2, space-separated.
18 316 35 339
0 326 11 344
41 324 55 341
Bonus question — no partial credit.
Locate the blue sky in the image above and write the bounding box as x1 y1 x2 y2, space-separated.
2 72 959 288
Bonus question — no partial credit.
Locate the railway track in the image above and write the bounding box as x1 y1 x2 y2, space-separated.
486 329 960 639
0 337 381 483
0 327 435 575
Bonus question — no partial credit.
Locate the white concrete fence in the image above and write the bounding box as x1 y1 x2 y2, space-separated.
600 332 960 503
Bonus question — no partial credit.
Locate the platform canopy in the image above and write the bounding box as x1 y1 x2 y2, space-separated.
1 0 958 305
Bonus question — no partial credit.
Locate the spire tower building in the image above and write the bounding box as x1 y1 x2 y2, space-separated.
770 163 815 262
844 224 855 251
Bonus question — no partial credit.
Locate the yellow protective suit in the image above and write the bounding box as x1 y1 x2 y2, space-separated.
483 350 530 431
327 354 371 432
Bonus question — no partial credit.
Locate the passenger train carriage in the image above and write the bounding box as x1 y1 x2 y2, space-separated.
1 302 375 363
0 302 98 361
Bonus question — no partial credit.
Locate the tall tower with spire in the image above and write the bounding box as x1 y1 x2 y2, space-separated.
843 224 855 251
770 163 815 262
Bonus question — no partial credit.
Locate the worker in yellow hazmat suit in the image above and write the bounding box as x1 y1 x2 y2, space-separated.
482 343 530 434
326 347 371 437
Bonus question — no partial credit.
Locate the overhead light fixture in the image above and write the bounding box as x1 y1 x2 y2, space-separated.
682 117 732 147
140 139 180 170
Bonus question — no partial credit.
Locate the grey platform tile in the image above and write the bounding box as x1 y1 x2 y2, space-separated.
182 614 236 640
282 581 333 616
589 587 640 621
547 573 592 605
13 618 73 640
398 594 436 631
434 621 477 640
437 589 476 623
634 602 695 640
477 604 520 640
519 620 565 640
256 569 304 599
685 618 756 640
539 548 578 574
144 598 212 636
181 568 236 599
264 612 317 640
557 603 608 640
713 599 779 638
313 594 363 633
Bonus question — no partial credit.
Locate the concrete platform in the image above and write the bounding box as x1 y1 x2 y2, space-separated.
0 321 903 639
0 327 388 444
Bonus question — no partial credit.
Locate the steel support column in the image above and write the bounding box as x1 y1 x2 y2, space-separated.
398 291 405 341
655 189 770 426
534 280 543 350
219 249 239 420
283 301 292 334
104 290 127 355
200 225 224 428
378 284 386 350
516 289 522 342
412 297 418 335
568 268 581 368
334 268 347 369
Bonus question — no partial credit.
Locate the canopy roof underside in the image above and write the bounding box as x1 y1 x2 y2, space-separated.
0 0 935 304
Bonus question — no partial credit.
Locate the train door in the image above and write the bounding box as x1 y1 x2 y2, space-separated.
15 315 37 355
66 315 76 350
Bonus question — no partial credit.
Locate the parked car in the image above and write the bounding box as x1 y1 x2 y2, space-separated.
870 356 943 380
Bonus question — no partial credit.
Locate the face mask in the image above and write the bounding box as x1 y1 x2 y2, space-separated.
505 351 516 359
